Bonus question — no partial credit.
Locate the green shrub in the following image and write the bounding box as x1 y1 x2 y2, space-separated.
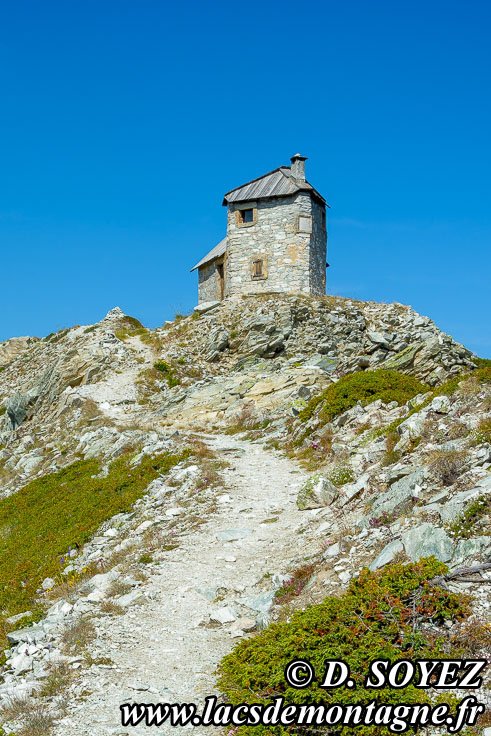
0 406 5 416
154 360 171 373
217 559 471 736
328 464 354 487
299 370 428 424
447 494 490 539
0 449 187 637
154 360 181 388
123 315 144 329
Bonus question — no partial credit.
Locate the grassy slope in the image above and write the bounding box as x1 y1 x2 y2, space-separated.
0 449 187 640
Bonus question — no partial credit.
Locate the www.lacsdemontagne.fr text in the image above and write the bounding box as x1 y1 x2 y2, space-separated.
120 694 485 733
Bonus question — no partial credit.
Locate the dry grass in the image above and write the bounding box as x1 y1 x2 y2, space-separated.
1 694 32 722
61 617 96 653
98 599 125 615
380 431 401 467
104 542 137 572
456 376 482 398
106 579 133 598
1 697 55 736
38 662 73 697
427 448 468 486
193 460 224 490
224 404 259 434
187 437 214 459
16 708 55 736
46 561 99 602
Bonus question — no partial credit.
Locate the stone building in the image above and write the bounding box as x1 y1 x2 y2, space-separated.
191 155 328 304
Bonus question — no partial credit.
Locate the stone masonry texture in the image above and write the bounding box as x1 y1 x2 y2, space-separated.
198 192 327 303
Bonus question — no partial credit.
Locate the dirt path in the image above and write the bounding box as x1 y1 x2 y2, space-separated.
55 435 312 736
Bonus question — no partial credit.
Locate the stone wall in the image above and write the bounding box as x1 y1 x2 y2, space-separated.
198 261 221 303
224 193 326 298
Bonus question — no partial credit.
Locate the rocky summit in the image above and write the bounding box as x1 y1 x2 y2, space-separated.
0 294 489 736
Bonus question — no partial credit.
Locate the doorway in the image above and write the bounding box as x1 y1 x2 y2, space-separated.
217 262 224 300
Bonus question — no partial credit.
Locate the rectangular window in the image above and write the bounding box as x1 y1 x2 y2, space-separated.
321 209 326 229
236 207 257 227
252 259 263 278
238 208 253 224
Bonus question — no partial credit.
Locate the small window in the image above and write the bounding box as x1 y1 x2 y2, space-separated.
252 259 263 278
238 208 253 224
236 207 256 227
321 209 326 230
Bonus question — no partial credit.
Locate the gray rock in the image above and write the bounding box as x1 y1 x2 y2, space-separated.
305 355 340 373
116 591 145 607
210 607 236 624
243 590 275 614
6 389 40 429
371 467 427 519
385 464 417 486
367 331 391 349
206 328 229 359
452 536 491 567
383 343 422 371
41 577 56 591
339 474 369 507
5 611 32 627
6 625 46 646
431 396 450 414
232 616 256 632
194 301 220 314
397 413 426 439
323 542 340 558
297 474 338 510
402 523 454 562
369 540 404 570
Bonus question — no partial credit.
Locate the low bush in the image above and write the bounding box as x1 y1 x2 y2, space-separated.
114 314 147 341
328 464 354 487
447 494 490 539
217 559 472 736
154 360 181 387
274 563 316 605
299 370 428 424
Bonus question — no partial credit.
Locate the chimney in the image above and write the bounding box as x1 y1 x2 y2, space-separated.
290 153 307 181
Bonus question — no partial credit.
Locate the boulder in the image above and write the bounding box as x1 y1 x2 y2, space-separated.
338 474 369 508
369 540 404 570
370 467 427 519
210 607 236 624
205 328 229 361
402 523 454 562
297 474 338 510
452 536 491 567
194 301 220 314
431 396 451 414
383 343 422 371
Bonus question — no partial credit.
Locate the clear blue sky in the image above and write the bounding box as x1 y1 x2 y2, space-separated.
1 1 490 355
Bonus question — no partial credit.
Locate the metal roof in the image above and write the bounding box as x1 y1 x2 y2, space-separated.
222 166 327 206
190 237 227 272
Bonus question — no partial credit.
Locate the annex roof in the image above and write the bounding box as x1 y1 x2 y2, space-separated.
222 166 327 206
190 237 227 272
